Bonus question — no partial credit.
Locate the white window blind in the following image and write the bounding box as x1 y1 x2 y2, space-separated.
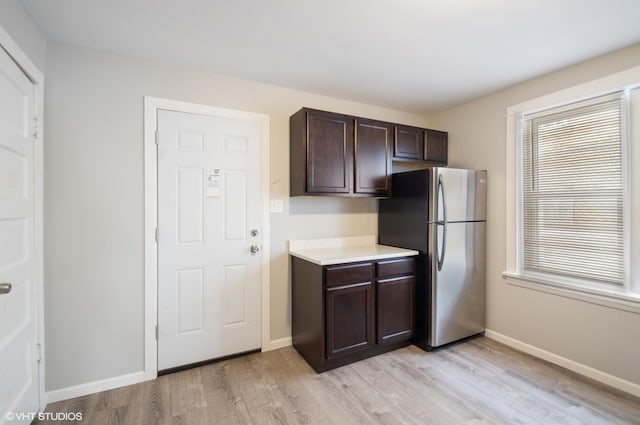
521 92 624 286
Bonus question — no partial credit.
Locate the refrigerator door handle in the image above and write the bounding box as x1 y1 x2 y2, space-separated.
437 175 447 271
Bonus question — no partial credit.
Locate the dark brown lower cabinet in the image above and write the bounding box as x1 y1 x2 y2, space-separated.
325 282 375 359
376 257 415 345
292 255 416 372
377 276 415 345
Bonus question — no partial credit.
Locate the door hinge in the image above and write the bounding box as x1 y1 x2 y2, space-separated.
155 129 159 145
36 343 42 363
155 227 158 242
33 115 39 139
155 325 158 340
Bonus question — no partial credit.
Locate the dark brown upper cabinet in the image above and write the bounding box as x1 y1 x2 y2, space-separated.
393 125 448 166
291 107 448 197
394 125 424 161
354 118 392 196
424 129 448 164
290 108 391 197
291 108 352 196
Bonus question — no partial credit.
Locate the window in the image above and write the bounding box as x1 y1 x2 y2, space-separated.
520 93 625 287
505 68 640 308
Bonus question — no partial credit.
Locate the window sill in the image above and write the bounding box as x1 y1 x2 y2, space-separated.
502 271 640 315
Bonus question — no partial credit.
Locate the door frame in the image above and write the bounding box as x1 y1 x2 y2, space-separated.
0 26 46 409
143 97 271 378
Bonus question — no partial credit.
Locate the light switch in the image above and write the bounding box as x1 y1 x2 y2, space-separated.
270 199 284 213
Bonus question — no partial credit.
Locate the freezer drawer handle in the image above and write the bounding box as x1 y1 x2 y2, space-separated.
437 175 447 271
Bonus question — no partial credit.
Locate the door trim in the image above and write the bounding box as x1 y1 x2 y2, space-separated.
143 97 271 379
0 26 46 410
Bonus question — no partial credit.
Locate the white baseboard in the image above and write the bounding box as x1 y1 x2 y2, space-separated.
46 371 148 403
48 333 639 403
262 336 292 352
484 329 640 398
48 338 293 404
46 337 294 404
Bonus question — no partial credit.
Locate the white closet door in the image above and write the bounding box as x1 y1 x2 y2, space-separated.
0 45 40 423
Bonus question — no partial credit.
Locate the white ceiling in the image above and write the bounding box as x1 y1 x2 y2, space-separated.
20 0 640 114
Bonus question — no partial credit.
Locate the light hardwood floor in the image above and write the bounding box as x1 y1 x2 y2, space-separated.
36 337 640 424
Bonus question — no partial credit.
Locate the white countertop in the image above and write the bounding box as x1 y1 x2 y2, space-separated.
289 236 419 266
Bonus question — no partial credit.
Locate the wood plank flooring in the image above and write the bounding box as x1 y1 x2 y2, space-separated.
35 337 640 424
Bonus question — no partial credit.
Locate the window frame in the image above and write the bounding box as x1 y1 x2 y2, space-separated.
504 66 640 312
519 92 628 289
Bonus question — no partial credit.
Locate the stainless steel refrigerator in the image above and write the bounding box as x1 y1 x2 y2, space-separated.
378 168 487 350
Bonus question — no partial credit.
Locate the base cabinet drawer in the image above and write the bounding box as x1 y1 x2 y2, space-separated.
325 262 373 287
377 258 415 278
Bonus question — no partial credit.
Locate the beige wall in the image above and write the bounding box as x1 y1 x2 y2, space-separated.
0 0 46 71
43 41 431 391
430 43 640 386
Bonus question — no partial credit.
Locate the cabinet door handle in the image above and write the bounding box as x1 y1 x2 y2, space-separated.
377 276 414 284
326 281 372 291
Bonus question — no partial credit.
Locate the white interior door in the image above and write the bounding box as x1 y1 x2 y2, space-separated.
157 109 262 371
0 47 40 422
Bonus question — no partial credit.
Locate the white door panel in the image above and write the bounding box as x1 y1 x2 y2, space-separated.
0 45 39 424
157 109 262 371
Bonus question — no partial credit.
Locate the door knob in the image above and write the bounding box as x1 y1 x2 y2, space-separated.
0 283 12 295
250 244 261 254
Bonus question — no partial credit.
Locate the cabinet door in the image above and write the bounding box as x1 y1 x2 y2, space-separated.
325 282 375 359
394 125 424 161
306 110 353 194
355 119 392 196
424 129 448 164
377 276 415 345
